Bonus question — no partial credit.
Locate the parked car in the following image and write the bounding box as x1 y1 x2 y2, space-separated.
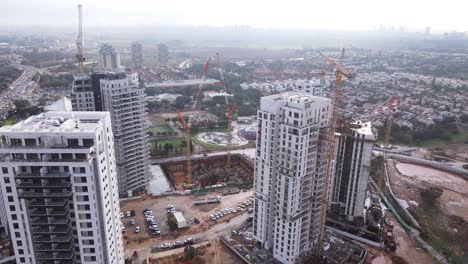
160 243 170 249
173 241 182 247
184 238 194 245
119 212 124 218
248 208 254 213
130 210 136 216
129 219 136 225
126 211 131 217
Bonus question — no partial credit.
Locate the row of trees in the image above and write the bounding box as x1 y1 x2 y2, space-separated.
150 141 193 156
382 117 460 145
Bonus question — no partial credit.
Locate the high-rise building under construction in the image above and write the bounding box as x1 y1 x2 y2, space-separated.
253 92 331 264
329 121 375 219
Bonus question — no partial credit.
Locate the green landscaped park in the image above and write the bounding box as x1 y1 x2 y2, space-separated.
149 125 176 136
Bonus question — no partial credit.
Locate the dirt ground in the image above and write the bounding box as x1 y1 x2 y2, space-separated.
391 161 468 221
192 239 243 264
121 190 254 259
387 159 468 261
366 213 434 264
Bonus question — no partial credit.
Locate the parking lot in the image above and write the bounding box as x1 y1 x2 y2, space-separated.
121 190 254 257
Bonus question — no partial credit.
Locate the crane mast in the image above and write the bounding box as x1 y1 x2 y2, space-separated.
317 49 356 259
76 4 84 73
215 53 236 168
177 58 212 189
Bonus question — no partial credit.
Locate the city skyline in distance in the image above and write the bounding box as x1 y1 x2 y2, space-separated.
1 0 467 33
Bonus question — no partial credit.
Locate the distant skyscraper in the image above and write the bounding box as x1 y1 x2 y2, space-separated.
99 44 121 70
426 26 431 35
157 43 169 67
0 111 124 264
253 92 331 264
71 72 151 195
329 121 375 219
131 43 143 69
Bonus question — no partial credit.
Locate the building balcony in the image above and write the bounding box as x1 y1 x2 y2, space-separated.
29 208 69 217
33 235 73 244
18 190 73 199
15 173 71 179
28 200 68 208
36 252 74 261
35 243 73 252
16 182 72 189
32 226 71 235
31 218 70 226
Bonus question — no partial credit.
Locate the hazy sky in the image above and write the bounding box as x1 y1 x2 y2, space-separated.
2 0 467 32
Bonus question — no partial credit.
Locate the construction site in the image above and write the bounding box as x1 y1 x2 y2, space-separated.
162 153 254 191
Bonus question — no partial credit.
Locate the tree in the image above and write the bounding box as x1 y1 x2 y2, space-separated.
167 214 178 230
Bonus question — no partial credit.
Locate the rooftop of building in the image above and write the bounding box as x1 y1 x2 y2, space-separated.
336 120 375 141
146 79 220 88
264 91 330 104
44 97 72 112
0 111 109 134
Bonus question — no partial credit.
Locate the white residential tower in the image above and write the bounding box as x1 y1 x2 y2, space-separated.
0 111 124 264
253 92 331 264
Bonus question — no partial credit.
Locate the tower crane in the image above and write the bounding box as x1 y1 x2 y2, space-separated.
176 58 212 189
317 49 356 259
76 4 85 73
383 95 399 160
215 52 237 168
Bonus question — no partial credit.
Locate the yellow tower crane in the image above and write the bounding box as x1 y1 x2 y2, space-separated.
215 52 237 168
317 49 356 259
176 58 212 189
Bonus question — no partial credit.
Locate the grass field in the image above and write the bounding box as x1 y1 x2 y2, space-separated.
2 119 17 126
149 125 175 135
148 114 166 126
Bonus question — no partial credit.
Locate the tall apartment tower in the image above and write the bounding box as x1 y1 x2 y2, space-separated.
71 72 150 195
99 44 121 70
0 111 124 264
253 92 331 264
131 43 143 69
157 43 169 67
329 121 375 219
99 73 150 195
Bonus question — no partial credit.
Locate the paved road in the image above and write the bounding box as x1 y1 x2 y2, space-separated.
125 212 249 259
0 64 43 118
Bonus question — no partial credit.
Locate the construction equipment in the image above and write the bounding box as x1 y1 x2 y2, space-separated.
383 95 399 160
176 58 212 189
215 52 237 167
317 49 356 259
75 4 85 73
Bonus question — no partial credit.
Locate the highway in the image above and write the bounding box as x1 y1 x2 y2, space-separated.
0 64 43 118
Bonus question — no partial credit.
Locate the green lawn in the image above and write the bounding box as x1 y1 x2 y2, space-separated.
2 119 17 126
150 137 185 150
149 125 175 135
148 114 166 126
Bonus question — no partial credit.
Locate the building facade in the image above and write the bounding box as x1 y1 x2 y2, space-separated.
99 73 151 195
0 111 124 264
253 92 331 264
71 72 151 195
329 121 375 219
99 44 121 70
131 43 143 69
157 43 168 67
